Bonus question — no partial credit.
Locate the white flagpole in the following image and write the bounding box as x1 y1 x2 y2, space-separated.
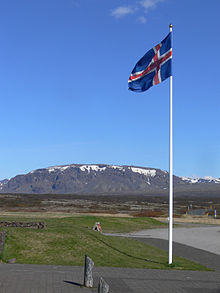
168 23 173 265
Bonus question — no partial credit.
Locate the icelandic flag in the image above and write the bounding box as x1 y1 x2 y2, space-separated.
128 33 172 92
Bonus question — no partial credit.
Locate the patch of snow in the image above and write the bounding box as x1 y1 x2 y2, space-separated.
181 176 220 184
181 177 199 183
109 166 125 171
203 176 214 181
203 176 220 183
79 165 106 173
47 166 71 173
128 167 156 177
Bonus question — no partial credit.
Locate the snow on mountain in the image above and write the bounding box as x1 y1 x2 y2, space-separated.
203 176 220 183
181 176 220 184
47 166 72 173
0 179 9 190
181 177 200 184
128 167 156 177
79 165 107 173
44 164 157 178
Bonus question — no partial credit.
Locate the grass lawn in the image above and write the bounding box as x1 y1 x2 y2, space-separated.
0 215 210 270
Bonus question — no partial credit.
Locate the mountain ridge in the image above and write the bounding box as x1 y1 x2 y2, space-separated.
0 164 220 195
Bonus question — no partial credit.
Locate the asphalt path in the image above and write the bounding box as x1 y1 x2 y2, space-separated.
105 225 220 255
0 264 220 293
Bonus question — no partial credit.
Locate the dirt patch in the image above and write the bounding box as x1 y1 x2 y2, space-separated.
0 211 132 219
155 216 220 225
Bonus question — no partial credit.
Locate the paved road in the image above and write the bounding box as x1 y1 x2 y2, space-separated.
0 263 220 293
134 237 220 272
106 225 220 255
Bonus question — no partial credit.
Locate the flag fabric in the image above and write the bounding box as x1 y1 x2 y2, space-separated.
128 33 172 92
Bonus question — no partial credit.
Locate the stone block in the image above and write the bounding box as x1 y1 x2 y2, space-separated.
84 255 94 287
98 277 109 293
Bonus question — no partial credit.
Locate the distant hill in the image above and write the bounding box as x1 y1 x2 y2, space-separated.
0 179 9 190
0 164 220 195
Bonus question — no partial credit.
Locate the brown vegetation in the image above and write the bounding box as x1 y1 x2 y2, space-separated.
0 193 219 222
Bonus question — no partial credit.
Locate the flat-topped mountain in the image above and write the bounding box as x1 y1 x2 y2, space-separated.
0 164 220 195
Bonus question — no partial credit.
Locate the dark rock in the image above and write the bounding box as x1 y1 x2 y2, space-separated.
0 221 46 229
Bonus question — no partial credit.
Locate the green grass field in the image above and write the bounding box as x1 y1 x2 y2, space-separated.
0 215 210 270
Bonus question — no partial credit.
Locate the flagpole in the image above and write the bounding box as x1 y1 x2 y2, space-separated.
168 23 173 265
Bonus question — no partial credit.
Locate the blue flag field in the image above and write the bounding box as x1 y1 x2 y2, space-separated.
128 33 172 92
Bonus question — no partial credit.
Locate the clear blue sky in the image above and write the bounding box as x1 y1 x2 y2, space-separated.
0 0 219 180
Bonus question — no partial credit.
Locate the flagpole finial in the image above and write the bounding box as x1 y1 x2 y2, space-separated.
169 24 173 32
